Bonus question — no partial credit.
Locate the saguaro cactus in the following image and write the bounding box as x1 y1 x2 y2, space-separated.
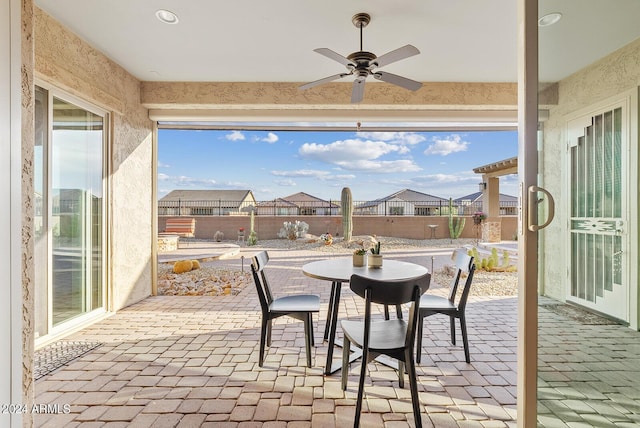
448 197 465 241
341 187 353 242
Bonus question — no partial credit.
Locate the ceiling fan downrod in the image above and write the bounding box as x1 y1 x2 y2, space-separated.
352 13 370 52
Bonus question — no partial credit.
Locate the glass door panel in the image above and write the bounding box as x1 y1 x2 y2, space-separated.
34 87 49 338
51 96 104 326
537 0 640 425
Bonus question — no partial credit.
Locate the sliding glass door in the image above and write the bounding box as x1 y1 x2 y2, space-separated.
34 85 107 340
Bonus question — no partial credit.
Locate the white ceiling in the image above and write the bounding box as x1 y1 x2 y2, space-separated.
36 0 640 85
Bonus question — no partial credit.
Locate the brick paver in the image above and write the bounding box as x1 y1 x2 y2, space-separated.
32 244 640 426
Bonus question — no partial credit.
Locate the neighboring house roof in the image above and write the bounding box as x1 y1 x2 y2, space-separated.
281 192 340 208
160 189 255 202
357 188 447 208
256 198 298 208
454 192 518 204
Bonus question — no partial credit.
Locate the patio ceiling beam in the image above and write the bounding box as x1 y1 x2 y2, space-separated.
142 81 521 109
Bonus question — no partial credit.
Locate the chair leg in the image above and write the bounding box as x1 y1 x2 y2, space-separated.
405 350 423 428
460 314 470 363
354 347 368 428
341 336 351 390
450 316 456 346
308 313 315 347
416 315 424 364
259 317 269 367
267 319 273 347
304 314 312 368
398 360 405 389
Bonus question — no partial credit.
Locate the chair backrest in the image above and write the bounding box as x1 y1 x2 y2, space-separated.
251 251 274 313
448 250 475 310
350 273 431 349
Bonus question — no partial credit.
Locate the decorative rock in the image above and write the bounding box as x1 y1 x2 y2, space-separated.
158 264 252 296
173 260 193 274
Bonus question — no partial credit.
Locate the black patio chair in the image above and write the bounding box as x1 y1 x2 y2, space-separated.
250 250 320 368
416 250 476 364
341 272 431 428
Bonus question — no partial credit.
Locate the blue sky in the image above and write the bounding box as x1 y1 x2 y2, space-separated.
158 129 518 201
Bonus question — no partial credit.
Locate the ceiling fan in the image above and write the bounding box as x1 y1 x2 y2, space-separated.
300 12 423 103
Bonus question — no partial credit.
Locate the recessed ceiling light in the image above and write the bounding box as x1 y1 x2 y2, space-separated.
156 9 179 25
538 12 562 27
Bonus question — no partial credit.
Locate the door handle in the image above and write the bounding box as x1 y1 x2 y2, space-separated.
528 185 555 232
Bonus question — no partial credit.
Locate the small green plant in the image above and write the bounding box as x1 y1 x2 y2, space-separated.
277 220 309 240
370 240 381 255
467 246 517 272
354 248 367 255
490 248 499 266
247 230 258 246
502 250 510 267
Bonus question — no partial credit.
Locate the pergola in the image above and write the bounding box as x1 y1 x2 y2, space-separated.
474 156 518 241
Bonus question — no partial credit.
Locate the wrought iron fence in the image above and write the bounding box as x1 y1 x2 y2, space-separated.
158 199 518 217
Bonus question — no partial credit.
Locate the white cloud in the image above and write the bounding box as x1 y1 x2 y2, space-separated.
298 139 420 172
329 174 357 180
271 169 357 182
419 173 474 183
271 169 329 178
356 132 426 145
334 159 421 173
225 131 245 141
157 173 252 192
158 161 171 168
300 139 407 162
424 134 469 156
275 179 296 187
261 132 279 143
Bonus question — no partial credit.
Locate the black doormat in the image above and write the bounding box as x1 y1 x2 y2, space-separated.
542 303 621 326
34 341 103 380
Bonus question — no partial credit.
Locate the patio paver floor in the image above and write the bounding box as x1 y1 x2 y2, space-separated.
33 246 640 427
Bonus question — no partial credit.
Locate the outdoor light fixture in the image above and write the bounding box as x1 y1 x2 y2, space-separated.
479 182 487 192
156 9 179 24
538 12 562 27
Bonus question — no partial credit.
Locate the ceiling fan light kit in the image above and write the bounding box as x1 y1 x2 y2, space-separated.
300 12 422 103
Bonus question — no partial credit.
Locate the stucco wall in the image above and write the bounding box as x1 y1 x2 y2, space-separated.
21 0 35 424
34 7 153 311
540 37 640 302
159 215 517 241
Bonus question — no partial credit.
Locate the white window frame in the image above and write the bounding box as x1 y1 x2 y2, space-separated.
33 81 111 347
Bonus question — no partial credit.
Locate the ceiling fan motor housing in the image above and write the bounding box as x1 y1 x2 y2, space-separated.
347 51 377 70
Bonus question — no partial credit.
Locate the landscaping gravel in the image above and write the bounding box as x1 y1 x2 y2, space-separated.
158 236 518 297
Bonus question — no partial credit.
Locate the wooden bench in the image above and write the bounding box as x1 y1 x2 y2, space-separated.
164 217 196 238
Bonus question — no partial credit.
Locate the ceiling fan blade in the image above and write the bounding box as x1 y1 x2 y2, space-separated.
373 44 420 68
351 78 366 103
299 73 350 90
373 71 422 91
314 48 354 67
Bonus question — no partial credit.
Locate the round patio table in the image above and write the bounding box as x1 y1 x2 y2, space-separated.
302 257 428 375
